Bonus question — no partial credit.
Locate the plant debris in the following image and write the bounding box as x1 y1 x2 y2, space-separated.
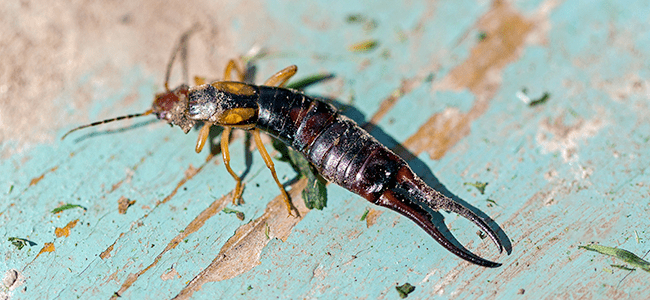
51 203 86 214
272 139 327 210
286 74 335 91
360 208 370 221
395 283 415 298
348 40 379 52
516 88 550 106
8 237 36 250
222 207 245 221
464 181 488 194
579 244 650 273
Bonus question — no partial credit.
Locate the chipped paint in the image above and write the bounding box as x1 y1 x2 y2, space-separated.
34 243 55 260
365 208 383 228
54 219 79 238
174 179 309 300
4 0 650 298
536 114 605 162
403 0 535 159
117 196 136 214
161 266 181 281
28 166 58 187
112 190 231 298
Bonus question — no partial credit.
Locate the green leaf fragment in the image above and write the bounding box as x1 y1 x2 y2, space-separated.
51 203 86 214
611 264 636 271
272 140 327 210
222 207 245 220
529 92 550 106
8 237 35 250
395 283 415 298
360 208 370 221
286 74 334 91
464 182 488 194
579 244 650 273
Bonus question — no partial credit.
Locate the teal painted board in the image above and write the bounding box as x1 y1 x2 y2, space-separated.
2 0 649 299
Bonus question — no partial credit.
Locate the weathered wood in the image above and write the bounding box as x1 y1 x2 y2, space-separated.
2 0 649 299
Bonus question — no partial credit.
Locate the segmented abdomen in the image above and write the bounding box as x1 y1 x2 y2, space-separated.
256 86 406 202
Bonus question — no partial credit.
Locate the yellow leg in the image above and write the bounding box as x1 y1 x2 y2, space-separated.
251 129 296 216
195 122 212 153
264 65 298 87
221 127 243 204
194 76 207 86
224 59 245 82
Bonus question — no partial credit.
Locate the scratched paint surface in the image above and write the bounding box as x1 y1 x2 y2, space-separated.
1 0 649 299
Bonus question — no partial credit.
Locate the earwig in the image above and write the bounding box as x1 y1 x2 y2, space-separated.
62 30 504 267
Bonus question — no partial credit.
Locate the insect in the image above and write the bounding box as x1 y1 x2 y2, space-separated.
62 30 504 267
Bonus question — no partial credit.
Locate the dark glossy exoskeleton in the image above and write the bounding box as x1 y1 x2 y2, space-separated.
62 30 504 267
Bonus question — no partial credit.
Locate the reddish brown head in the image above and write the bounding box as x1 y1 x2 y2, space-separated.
152 84 195 133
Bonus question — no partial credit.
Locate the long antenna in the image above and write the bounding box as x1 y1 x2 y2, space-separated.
61 109 153 140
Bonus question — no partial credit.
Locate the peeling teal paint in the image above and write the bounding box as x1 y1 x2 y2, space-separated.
2 0 650 299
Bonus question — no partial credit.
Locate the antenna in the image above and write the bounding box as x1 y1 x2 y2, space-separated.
61 109 154 140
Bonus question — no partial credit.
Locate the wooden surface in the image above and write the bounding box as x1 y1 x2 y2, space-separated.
2 0 649 299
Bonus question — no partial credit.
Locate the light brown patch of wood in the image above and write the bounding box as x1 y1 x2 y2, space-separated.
112 191 230 298
174 178 310 300
54 219 79 238
117 196 136 214
35 242 55 260
29 166 58 186
365 208 383 228
403 0 534 159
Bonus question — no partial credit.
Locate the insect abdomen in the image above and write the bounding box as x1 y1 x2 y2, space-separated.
256 86 404 202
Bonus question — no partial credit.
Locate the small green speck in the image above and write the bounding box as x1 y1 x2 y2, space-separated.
346 14 364 23
477 31 487 41
360 208 370 221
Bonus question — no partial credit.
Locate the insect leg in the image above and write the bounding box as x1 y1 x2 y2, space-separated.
263 65 297 87
224 59 245 81
194 122 212 153
252 128 296 216
194 76 207 85
218 126 244 204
